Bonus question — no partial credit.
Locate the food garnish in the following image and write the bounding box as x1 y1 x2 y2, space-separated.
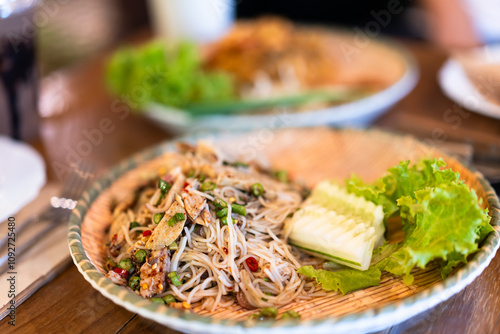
298 159 493 293
287 181 384 270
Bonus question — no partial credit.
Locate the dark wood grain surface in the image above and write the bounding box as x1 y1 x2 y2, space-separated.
1 37 499 334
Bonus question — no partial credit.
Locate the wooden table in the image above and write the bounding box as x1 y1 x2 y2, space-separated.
1 38 499 334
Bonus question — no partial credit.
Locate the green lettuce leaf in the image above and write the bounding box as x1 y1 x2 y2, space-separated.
346 158 460 220
106 41 235 110
297 265 382 295
301 158 493 293
378 182 491 284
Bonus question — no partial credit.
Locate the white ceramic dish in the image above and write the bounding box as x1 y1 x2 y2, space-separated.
144 40 418 133
0 136 46 222
438 45 500 120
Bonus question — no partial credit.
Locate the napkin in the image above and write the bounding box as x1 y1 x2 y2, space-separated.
0 183 71 320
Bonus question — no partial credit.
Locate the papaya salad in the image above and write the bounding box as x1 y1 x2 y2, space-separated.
105 142 493 319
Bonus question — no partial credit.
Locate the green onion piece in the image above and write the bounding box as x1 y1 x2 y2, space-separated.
134 249 147 263
153 213 164 224
187 170 195 177
274 170 288 183
118 258 133 272
263 277 269 282
198 173 206 182
168 241 178 250
265 292 271 296
162 294 176 305
129 221 139 230
155 194 164 206
200 181 216 192
231 203 246 216
168 271 182 286
106 257 117 270
167 213 185 227
223 161 249 168
150 297 165 304
220 216 229 225
216 207 228 218
128 276 140 290
251 183 264 197
214 198 227 209
281 310 300 320
260 307 278 319
158 179 171 194
261 298 268 302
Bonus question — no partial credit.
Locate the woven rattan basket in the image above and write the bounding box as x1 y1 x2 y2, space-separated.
69 128 500 334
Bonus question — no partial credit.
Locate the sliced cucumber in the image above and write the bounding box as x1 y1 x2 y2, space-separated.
286 182 385 271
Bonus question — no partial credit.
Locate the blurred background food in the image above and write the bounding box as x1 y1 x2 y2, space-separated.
33 0 500 76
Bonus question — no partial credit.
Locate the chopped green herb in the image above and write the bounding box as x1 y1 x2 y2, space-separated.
153 213 164 224
251 183 264 197
150 297 165 304
129 221 139 230
281 310 300 320
118 258 133 272
168 271 182 286
216 208 228 218
128 276 140 290
134 249 147 263
231 203 246 216
198 173 206 182
260 307 278 319
168 241 178 250
214 198 227 209
162 294 176 305
158 179 171 194
200 181 216 192
263 277 269 282
249 307 278 321
261 298 268 302
106 257 117 270
220 216 229 225
167 213 185 227
187 170 195 178
223 161 248 168
274 170 288 183
155 194 164 206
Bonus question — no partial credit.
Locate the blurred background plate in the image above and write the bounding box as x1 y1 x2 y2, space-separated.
0 136 46 223
438 45 500 120
143 35 418 133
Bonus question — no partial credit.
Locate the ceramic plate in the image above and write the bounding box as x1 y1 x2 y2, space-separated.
69 128 499 334
144 35 418 133
438 45 500 120
0 136 46 223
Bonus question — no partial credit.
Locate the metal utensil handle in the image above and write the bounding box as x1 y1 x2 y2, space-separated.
0 222 59 274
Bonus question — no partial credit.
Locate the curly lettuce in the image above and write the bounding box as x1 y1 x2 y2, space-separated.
106 41 236 110
299 158 493 294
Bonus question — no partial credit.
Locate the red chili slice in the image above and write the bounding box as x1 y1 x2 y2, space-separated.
142 230 152 237
113 267 129 278
245 257 258 272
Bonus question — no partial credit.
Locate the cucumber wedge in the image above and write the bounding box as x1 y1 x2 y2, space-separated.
286 181 385 270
